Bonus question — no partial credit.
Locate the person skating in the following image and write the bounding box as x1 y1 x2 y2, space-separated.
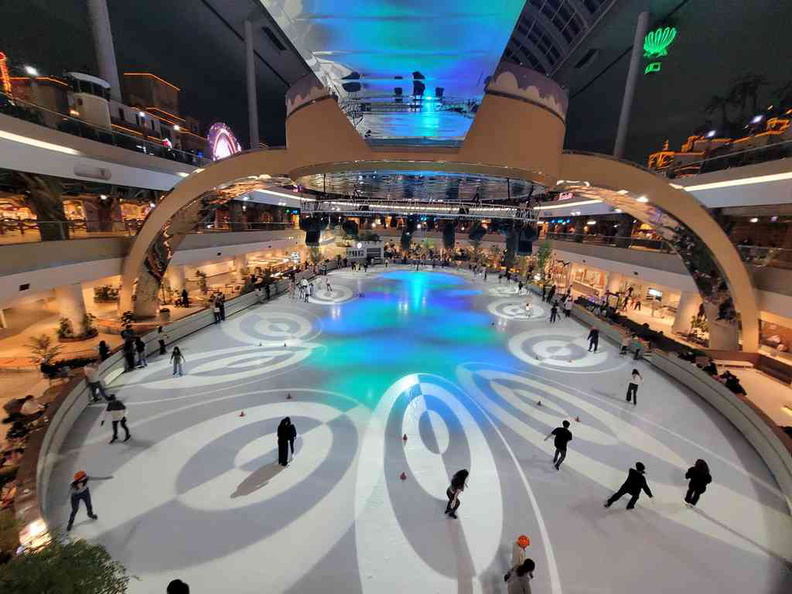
626 368 642 405
212 299 222 323
97 340 111 362
505 559 535 594
684 459 712 507
277 417 295 466
544 420 573 470
549 302 559 323
84 361 108 402
604 462 653 510
587 327 600 352
66 470 98 531
101 395 131 443
157 325 169 355
546 284 556 303
170 346 186 376
444 468 468 519
134 336 148 367
287 418 297 462
218 295 226 321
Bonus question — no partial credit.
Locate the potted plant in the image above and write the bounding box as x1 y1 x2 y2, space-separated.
27 334 62 374
195 270 208 294
81 313 98 339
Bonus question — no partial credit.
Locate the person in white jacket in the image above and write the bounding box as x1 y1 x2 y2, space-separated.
626 368 643 405
101 395 131 443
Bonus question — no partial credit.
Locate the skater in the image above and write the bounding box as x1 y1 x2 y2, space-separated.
308 282 315 299
546 284 556 303
122 337 136 371
518 280 524 294
218 295 226 321
544 420 573 470
484 268 488 281
289 280 296 299
66 470 98 531
684 459 712 507
326 280 332 293
563 295 573 317
134 336 148 367
97 340 111 362
619 334 630 355
541 284 547 302
277 417 295 466
83 362 108 402
265 283 271 301
101 395 131 443
631 334 643 360
626 368 642 405
444 468 468 519
158 326 169 355
587 327 600 352
505 559 535 594
170 346 186 376
212 299 222 324
549 302 559 323
604 462 653 510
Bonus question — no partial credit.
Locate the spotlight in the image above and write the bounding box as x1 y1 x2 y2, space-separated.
139 111 146 118
173 124 181 131
24 65 39 76
706 130 716 138
751 115 763 124
750 217 758 223
636 196 649 203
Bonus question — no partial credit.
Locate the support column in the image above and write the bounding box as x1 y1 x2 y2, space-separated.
606 272 623 294
704 303 741 351
672 291 703 335
244 19 260 150
55 284 87 333
234 254 248 282
613 9 650 158
86 0 122 102
167 265 186 293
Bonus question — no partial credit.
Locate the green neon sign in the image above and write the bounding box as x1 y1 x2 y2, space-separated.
643 26 677 59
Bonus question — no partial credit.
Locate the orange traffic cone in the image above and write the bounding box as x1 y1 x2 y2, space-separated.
239 411 245 417
400 472 407 480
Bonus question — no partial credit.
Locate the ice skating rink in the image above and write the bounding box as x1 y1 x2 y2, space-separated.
47 268 792 593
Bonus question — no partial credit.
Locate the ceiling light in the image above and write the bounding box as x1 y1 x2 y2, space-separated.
682 171 792 192
750 217 758 223
617 190 629 195
586 220 596 225
771 216 778 222
149 202 156 208
636 196 649 203
0 130 80 155
706 130 716 138
614 208 622 213
99 194 107 200
24 65 39 76
176 172 189 177
138 111 146 118
533 199 602 211
173 124 181 131
750 115 763 124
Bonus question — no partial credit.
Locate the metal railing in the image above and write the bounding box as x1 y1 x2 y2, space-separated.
544 232 673 253
0 91 209 166
663 138 792 179
0 217 297 245
735 244 792 269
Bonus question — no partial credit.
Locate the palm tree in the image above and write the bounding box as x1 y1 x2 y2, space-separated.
727 74 768 121
772 80 792 114
703 95 731 131
15 172 70 240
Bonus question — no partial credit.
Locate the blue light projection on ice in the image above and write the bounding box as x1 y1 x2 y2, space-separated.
260 0 525 101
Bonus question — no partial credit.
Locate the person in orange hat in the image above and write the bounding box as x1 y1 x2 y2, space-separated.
67 470 97 531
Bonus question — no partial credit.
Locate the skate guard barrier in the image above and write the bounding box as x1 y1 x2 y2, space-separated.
15 265 334 546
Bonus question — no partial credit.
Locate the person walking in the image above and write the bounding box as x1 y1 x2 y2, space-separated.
546 284 556 304
277 417 295 466
587 327 600 352
101 395 131 443
97 340 111 362
484 268 488 281
212 299 222 324
626 368 642 405
684 459 712 507
444 468 468 519
544 420 573 470
287 418 297 462
134 336 148 368
549 302 559 324
541 284 547 302
518 280 524 294
604 462 653 510
66 470 98 531
326 279 332 293
505 559 535 594
157 326 169 355
563 295 573 318
84 362 108 402
170 346 186 376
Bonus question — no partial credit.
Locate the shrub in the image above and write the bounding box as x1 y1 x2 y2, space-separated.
0 534 130 593
57 318 74 339
27 335 62 365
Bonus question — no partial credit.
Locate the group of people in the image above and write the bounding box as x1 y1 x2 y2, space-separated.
211 293 227 324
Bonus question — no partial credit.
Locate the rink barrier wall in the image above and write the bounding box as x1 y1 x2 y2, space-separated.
564 296 792 512
20 264 335 543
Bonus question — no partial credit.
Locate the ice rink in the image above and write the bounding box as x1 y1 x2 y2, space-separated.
47 267 792 593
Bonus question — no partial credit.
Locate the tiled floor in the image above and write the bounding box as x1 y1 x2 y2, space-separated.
45 267 792 593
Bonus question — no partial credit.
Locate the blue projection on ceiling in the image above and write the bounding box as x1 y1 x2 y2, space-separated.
261 1 525 140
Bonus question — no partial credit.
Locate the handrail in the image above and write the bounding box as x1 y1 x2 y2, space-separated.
544 231 674 253
664 138 792 179
0 91 209 166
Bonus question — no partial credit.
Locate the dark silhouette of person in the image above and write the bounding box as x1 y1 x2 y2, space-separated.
98 340 111 361
545 420 573 470
277 417 296 466
549 303 559 323
684 459 712 506
604 462 653 510
167 579 190 594
445 469 468 519
181 288 190 308
587 327 599 352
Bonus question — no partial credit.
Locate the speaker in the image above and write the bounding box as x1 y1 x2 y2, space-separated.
400 229 412 251
342 220 358 236
468 223 486 242
443 221 455 249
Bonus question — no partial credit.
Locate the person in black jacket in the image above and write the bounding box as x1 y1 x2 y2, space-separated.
277 417 296 466
604 462 653 510
445 469 469 519
587 327 600 352
549 302 559 323
544 420 573 470
684 459 712 506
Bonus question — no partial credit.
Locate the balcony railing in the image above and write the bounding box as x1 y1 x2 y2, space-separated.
544 232 673 253
663 138 792 179
736 244 792 270
0 91 209 166
0 218 295 245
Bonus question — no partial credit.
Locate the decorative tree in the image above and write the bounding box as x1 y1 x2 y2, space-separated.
194 270 208 294
0 535 130 593
26 335 62 365
57 317 74 339
535 241 553 280
81 313 98 337
14 172 70 241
